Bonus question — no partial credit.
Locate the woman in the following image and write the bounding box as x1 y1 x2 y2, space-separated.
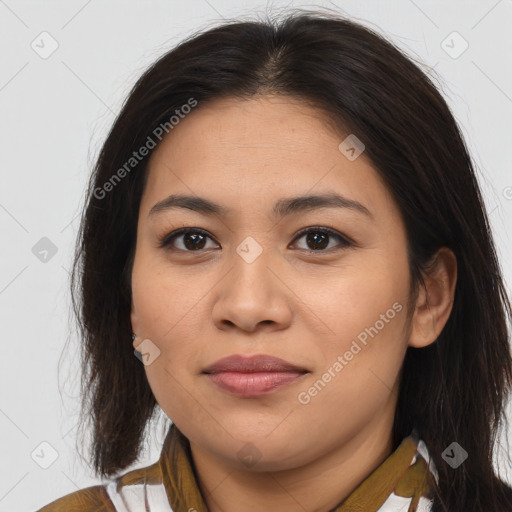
38 9 512 512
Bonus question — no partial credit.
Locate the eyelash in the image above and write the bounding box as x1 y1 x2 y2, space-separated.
157 226 353 254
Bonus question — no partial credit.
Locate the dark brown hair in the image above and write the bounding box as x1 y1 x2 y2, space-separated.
70 9 512 511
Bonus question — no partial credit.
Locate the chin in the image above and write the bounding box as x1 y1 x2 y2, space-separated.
207 432 311 472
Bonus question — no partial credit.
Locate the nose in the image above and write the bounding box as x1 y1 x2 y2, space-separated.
211 249 293 334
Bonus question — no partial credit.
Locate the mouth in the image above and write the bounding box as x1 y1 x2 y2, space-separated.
202 354 309 398
203 353 308 373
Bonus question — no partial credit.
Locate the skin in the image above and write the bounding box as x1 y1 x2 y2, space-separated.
130 95 457 512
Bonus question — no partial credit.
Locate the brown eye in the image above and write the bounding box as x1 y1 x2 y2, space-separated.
158 226 352 253
159 228 218 251
291 227 352 252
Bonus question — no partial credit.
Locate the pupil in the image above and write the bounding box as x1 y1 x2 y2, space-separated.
307 232 328 250
184 233 206 250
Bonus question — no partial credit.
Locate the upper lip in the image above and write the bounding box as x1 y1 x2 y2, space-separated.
203 354 308 374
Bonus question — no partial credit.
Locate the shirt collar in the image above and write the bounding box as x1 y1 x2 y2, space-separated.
158 424 438 512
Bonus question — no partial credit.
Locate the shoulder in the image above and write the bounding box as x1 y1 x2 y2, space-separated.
37 484 115 512
37 461 164 512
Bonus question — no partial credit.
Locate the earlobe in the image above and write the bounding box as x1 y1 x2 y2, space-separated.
408 247 457 349
130 300 139 348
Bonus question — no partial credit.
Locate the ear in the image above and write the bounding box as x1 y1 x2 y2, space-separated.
408 247 457 348
130 298 139 349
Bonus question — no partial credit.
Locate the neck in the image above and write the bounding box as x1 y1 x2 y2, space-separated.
188 412 395 512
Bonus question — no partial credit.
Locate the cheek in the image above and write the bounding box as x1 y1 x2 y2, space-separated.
297 300 407 433
302 257 409 398
133 267 203 426
131 252 198 340
131 262 192 407
305 259 408 345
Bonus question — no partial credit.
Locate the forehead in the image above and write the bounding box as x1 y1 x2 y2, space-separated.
140 95 400 225
157 94 345 153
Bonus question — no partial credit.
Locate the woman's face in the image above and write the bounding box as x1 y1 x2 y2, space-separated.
130 95 414 471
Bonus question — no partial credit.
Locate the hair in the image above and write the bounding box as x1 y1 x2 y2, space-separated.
70 8 512 511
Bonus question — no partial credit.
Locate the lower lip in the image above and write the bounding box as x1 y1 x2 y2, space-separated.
205 371 306 397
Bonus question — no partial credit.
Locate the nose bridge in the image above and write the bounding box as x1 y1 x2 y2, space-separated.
212 234 291 331
229 234 275 297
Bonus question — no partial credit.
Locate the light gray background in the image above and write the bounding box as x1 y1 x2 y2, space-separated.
1 1 511 510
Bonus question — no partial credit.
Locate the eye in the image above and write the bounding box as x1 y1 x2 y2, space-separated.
158 226 352 253
291 226 352 252
158 228 218 251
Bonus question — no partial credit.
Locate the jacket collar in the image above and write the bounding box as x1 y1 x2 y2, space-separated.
158 424 438 512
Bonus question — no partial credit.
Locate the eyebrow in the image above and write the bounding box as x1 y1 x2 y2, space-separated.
148 192 373 220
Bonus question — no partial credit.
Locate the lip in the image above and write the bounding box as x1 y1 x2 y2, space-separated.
202 354 307 374
202 354 309 398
